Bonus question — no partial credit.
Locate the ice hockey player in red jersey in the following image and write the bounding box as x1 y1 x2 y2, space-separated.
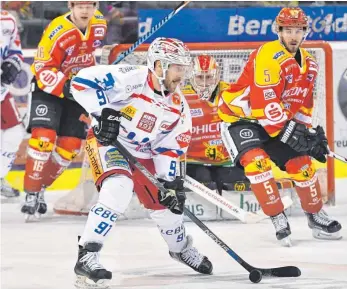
21 1 107 220
218 7 342 246
0 9 24 198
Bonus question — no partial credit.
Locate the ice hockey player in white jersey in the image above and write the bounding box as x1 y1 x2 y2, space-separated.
0 9 25 198
70 37 213 288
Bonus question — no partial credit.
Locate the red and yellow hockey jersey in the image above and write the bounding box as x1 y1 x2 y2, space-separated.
31 10 107 98
183 82 232 166
218 40 318 137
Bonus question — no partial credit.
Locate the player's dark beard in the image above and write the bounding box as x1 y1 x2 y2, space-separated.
280 36 303 54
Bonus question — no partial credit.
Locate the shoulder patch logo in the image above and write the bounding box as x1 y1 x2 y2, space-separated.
273 51 285 60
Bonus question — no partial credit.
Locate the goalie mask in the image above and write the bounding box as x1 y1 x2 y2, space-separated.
147 37 191 91
190 55 220 101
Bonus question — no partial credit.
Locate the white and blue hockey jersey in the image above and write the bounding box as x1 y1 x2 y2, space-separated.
71 64 192 180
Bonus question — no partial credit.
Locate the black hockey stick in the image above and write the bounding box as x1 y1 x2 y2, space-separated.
112 139 301 283
111 1 190 65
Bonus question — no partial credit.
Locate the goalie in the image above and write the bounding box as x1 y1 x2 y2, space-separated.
183 54 249 192
217 7 342 246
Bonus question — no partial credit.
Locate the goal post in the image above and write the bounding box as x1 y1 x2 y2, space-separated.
103 41 335 205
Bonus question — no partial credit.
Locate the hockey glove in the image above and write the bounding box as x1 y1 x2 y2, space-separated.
93 108 121 146
158 177 186 215
1 57 21 85
308 125 329 163
279 120 317 152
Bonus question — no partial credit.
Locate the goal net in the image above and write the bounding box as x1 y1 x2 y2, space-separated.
53 41 335 216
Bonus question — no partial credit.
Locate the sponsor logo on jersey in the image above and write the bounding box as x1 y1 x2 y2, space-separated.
48 25 63 40
273 51 285 60
282 87 309 98
118 66 139 73
93 40 102 48
190 108 204 118
94 27 105 37
192 122 220 135
95 15 104 19
121 105 137 121
208 139 223 145
62 53 94 67
60 35 77 47
125 84 143 93
239 128 254 139
159 121 171 131
263 88 276 100
66 45 75 56
39 70 58 86
285 74 293 83
34 62 45 72
85 140 102 177
136 113 157 133
176 131 192 148
104 147 128 169
264 102 285 122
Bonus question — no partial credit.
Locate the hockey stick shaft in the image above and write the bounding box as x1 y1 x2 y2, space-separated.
184 175 261 223
329 150 347 163
184 175 293 224
112 139 300 278
111 1 190 65
184 208 300 277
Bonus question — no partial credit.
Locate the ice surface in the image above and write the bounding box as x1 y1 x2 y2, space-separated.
1 180 347 289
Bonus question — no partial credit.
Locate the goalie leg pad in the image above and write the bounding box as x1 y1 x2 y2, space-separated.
43 136 82 187
24 128 56 193
240 148 284 216
285 156 323 213
149 209 186 253
78 175 134 246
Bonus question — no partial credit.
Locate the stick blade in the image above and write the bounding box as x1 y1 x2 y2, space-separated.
261 266 301 277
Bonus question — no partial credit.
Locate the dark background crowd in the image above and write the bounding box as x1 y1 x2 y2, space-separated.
2 1 346 49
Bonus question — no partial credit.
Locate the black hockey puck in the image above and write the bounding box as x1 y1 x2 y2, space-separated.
249 269 262 283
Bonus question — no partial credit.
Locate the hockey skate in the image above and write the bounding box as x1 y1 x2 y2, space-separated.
169 235 213 274
305 209 342 240
74 241 112 289
270 212 292 247
21 193 39 222
0 178 20 198
21 189 47 222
